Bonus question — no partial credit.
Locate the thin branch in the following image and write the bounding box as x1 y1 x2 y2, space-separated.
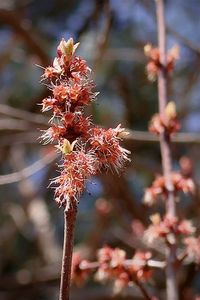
59 207 77 300
127 130 200 144
93 0 113 73
79 259 165 271
0 9 49 65
0 104 48 125
155 0 178 299
0 118 33 131
133 278 152 300
167 27 200 56
1 130 200 147
0 132 40 146
0 151 57 185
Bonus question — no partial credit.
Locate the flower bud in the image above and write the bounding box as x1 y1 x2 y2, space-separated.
165 101 177 119
144 44 152 57
57 38 80 58
56 139 77 154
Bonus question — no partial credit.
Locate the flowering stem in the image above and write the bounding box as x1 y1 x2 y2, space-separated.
59 205 77 300
155 0 179 300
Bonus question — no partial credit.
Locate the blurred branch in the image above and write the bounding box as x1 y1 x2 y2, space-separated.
126 130 200 144
93 0 113 72
0 151 58 185
104 48 144 62
112 226 165 256
0 269 148 300
140 0 200 56
0 104 48 125
102 173 147 224
10 146 61 263
0 132 40 146
76 0 107 37
0 118 32 131
1 129 200 147
0 9 49 65
167 28 200 56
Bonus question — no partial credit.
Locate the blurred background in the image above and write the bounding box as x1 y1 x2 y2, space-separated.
0 0 200 299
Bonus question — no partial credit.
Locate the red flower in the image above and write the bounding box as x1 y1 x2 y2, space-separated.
70 56 90 78
144 44 179 81
40 38 130 210
95 246 152 293
89 126 130 173
149 102 180 135
145 214 195 244
144 172 195 206
130 251 152 281
184 237 200 264
52 150 97 209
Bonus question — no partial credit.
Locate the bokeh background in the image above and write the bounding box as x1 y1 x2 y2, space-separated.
1 0 200 299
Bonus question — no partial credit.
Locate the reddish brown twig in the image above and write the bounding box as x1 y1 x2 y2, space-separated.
59 206 77 300
155 0 178 299
134 278 152 300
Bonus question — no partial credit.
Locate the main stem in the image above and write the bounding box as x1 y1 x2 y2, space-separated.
155 1 179 300
59 205 77 300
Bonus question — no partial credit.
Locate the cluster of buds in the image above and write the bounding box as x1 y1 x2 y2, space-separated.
71 246 152 294
144 172 195 206
144 44 179 81
40 38 130 210
149 101 180 135
71 253 92 286
145 214 195 244
184 237 200 264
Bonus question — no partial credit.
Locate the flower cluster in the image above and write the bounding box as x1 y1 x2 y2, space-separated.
184 237 200 264
144 172 195 206
149 101 180 135
145 214 195 244
71 246 152 294
144 44 179 81
71 252 92 286
40 38 130 210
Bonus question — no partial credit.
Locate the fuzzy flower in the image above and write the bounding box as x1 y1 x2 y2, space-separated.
52 150 97 209
40 38 130 210
89 126 130 173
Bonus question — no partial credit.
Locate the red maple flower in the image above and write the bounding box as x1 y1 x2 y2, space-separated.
40 38 130 210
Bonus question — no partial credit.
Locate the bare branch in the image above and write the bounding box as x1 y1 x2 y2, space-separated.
0 9 49 65
0 104 48 125
155 0 178 299
0 151 57 185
